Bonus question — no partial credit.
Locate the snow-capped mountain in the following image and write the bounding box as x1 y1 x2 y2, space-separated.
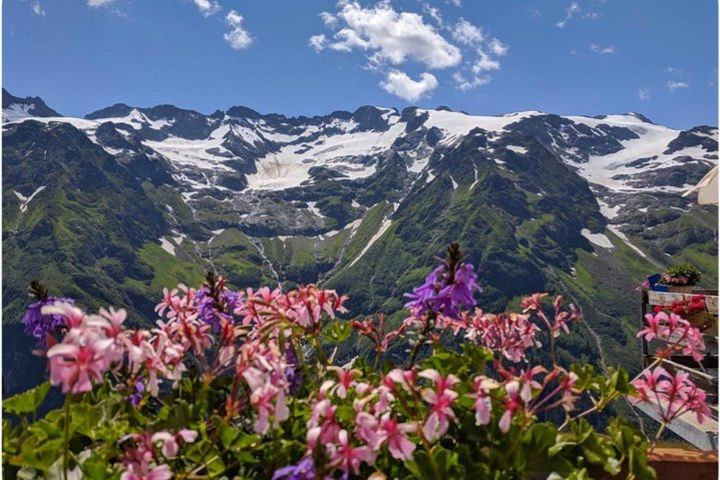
2 89 61 122
5 91 714 228
2 89 717 395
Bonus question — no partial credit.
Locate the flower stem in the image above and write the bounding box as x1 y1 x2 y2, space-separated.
62 395 73 480
649 422 668 454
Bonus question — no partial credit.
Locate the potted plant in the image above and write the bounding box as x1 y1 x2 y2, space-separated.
660 263 702 293
2 245 712 479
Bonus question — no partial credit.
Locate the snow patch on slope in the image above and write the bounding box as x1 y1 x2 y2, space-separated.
505 145 528 155
3 104 33 122
159 237 176 256
246 122 407 190
13 186 46 213
608 225 647 258
422 110 541 145
581 228 614 249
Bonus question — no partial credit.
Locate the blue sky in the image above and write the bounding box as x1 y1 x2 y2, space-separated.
3 0 718 128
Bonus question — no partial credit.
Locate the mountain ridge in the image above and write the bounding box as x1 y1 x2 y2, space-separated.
3 90 717 396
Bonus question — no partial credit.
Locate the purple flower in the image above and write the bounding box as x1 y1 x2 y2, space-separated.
437 263 480 315
22 297 75 347
285 347 303 395
128 379 145 406
195 285 242 331
272 458 316 480
404 251 481 319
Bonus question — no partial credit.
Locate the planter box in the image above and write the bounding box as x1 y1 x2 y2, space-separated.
648 448 718 479
591 448 718 479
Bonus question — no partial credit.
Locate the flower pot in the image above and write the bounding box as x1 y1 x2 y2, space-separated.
649 448 719 479
669 285 695 294
686 311 710 330
589 448 719 479
704 316 718 337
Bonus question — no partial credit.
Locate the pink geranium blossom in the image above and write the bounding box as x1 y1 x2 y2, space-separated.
378 414 416 460
630 367 711 425
499 380 524 433
468 376 499 426
419 369 459 441
638 312 705 362
328 429 377 475
46 329 114 394
326 366 360 399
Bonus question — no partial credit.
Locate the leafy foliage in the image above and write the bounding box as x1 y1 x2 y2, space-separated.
6 245 708 479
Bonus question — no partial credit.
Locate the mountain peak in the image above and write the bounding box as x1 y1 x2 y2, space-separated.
85 103 135 120
624 112 655 124
2 89 61 120
226 105 263 120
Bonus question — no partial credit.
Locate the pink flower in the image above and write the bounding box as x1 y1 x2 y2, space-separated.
372 384 395 415
119 432 176 480
98 307 127 337
518 366 545 403
307 398 341 448
385 368 417 392
638 312 705 362
46 330 114 394
378 414 416 461
465 312 540 363
468 376 499 426
630 368 710 425
558 371 579 411
519 293 548 313
327 366 360 399
419 369 459 441
151 429 198 458
638 312 663 341
236 340 290 434
120 464 172 480
328 429 377 474
499 380 523 433
355 412 380 446
630 367 667 404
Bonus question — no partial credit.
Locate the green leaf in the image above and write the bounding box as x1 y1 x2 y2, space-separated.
10 436 64 471
321 320 352 344
3 382 51 416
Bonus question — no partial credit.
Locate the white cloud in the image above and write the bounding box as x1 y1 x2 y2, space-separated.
87 0 114 6
582 12 600 20
527 6 542 18
665 66 686 76
320 11 338 28
380 70 438 101
590 43 615 54
422 3 443 26
32 1 45 16
191 0 221 17
453 72 490 91
452 18 506 73
317 1 462 69
667 81 689 92
555 2 581 28
311 1 505 100
638 88 650 100
308 34 327 53
224 10 253 50
472 51 500 72
452 18 484 46
448 0 462 6
489 38 508 56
